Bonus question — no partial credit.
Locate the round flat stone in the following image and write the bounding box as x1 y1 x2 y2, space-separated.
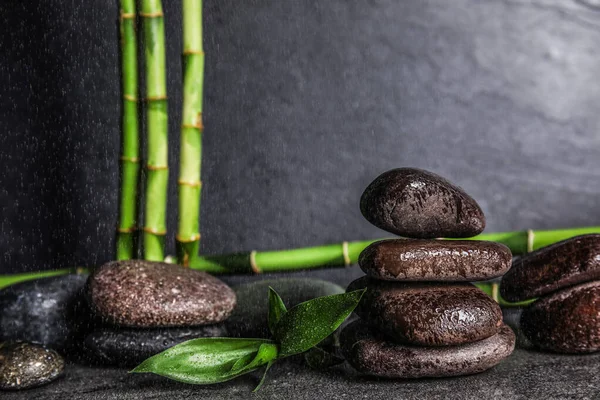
83 324 228 367
359 239 512 281
87 261 236 328
500 234 600 302
0 274 93 352
340 321 515 379
359 168 485 238
0 342 64 390
347 277 503 346
521 281 600 354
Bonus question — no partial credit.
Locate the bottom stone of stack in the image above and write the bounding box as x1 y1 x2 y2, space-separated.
340 321 515 379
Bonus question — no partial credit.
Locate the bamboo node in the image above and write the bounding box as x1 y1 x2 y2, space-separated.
143 227 167 236
491 282 500 303
176 233 201 243
181 122 204 130
75 267 86 275
139 11 164 18
146 164 168 171
250 251 261 274
342 241 351 266
120 156 140 163
123 94 138 102
527 229 535 253
178 179 202 188
183 50 205 56
145 95 168 101
120 12 136 19
117 226 137 233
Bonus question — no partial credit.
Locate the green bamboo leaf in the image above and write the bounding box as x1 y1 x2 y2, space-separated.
253 361 274 392
304 346 345 370
274 289 366 358
268 287 287 335
131 338 277 385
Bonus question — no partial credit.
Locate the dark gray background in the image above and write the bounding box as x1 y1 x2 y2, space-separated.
1 0 599 274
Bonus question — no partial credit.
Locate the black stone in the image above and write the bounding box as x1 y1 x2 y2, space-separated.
0 275 93 352
0 342 64 390
83 324 228 367
359 168 485 238
226 278 344 338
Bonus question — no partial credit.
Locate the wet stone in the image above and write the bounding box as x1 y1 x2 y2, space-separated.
0 274 93 352
340 321 515 379
347 277 503 346
83 324 228 367
359 168 485 238
501 234 600 302
520 281 600 354
359 239 512 281
0 342 64 390
87 261 236 328
226 278 344 338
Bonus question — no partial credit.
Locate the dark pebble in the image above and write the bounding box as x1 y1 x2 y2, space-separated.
83 324 228 367
226 278 344 338
347 277 503 346
0 275 93 352
87 260 236 328
359 239 512 281
359 168 485 238
520 281 600 354
340 321 515 379
501 235 600 302
0 342 64 390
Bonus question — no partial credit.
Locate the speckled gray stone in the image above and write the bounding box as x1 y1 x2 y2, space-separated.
340 321 515 379
0 342 64 390
83 324 228 367
348 277 503 346
0 275 93 352
360 168 485 238
521 281 600 354
359 239 512 281
501 235 600 302
87 261 236 328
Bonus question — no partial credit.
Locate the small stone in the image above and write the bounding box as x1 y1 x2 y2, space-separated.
359 239 512 281
347 277 503 346
226 278 344 338
360 168 485 238
0 342 64 390
87 261 236 328
0 275 92 352
340 321 515 379
501 235 600 302
83 324 228 367
520 281 600 354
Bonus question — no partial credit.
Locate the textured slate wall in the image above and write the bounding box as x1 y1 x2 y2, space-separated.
1 0 599 273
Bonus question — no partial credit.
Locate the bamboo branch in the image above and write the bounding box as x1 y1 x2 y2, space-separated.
116 0 141 260
141 0 169 261
176 0 204 266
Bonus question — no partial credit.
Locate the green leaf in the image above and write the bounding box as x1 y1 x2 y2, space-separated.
268 287 287 335
131 338 278 385
273 289 366 358
253 361 274 392
304 346 345 370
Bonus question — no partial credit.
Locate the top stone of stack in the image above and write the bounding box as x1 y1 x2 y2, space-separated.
360 168 485 238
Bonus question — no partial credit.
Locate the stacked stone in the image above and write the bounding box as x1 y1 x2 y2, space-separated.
341 168 516 378
501 234 600 354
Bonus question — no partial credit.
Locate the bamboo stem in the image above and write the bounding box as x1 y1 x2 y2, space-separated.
176 0 204 266
116 0 141 260
141 0 169 261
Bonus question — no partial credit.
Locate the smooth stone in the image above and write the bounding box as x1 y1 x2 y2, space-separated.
0 342 64 390
226 278 345 338
520 281 600 354
347 277 503 346
359 168 485 238
359 239 512 281
83 324 228 367
340 321 515 379
0 275 93 351
500 235 600 302
87 261 236 328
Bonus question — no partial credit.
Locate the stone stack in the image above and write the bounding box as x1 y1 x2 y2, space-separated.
341 168 516 378
501 234 600 353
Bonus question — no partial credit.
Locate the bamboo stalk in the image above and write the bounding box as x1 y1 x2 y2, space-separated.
141 0 169 261
116 0 141 260
176 0 204 266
